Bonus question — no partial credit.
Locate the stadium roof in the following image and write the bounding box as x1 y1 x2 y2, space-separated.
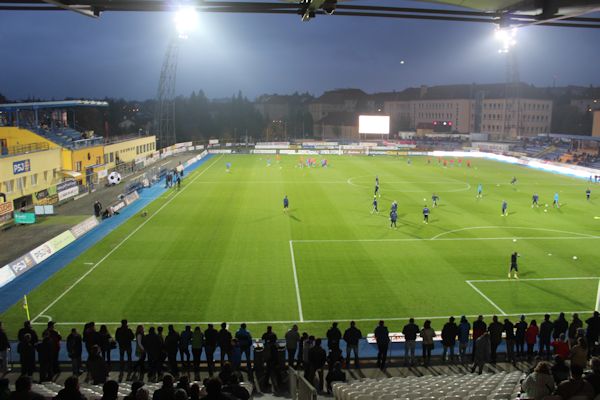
0 100 109 111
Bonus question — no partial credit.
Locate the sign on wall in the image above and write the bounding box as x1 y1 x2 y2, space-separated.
13 159 31 175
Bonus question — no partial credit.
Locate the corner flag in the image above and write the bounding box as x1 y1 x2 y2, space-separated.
23 295 30 321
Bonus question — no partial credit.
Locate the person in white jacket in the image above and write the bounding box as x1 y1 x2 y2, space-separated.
522 361 556 400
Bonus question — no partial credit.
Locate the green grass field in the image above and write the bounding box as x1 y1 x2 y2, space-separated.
2 154 600 338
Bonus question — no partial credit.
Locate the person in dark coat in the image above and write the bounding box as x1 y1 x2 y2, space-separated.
504 319 516 364
66 328 83 375
284 325 300 368
217 323 232 367
221 375 249 400
123 382 145 400
374 321 390 370
0 322 10 374
200 378 233 400
553 312 568 341
191 327 204 376
42 322 61 376
539 314 554 359
515 315 527 360
17 334 35 377
98 325 113 366
568 313 583 346
326 322 342 351
325 361 346 394
307 339 327 393
584 357 600 396
8 376 45 400
204 324 218 376
471 315 487 362
17 322 38 346
487 316 504 363
37 332 53 382
471 332 491 374
586 311 600 355
165 325 180 375
342 321 362 369
87 345 109 385
179 326 193 371
153 375 176 400
115 320 134 373
143 327 163 378
54 375 86 400
101 380 119 400
441 317 458 363
261 326 277 343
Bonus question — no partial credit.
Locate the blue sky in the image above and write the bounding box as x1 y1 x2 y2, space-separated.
0 3 599 100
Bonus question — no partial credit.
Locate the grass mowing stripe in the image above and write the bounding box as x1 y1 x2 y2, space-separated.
31 155 223 323
466 281 507 315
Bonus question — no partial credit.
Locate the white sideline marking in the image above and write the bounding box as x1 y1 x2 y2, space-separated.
431 226 596 240
289 241 304 322
596 280 600 312
292 236 600 244
466 281 507 315
469 277 600 283
29 310 596 326
31 155 223 323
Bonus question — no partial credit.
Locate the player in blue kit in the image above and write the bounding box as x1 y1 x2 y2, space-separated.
501 200 508 216
532 193 539 208
391 201 398 213
374 177 380 198
371 196 379 214
431 194 439 207
553 192 560 208
283 195 289 213
476 184 483 199
586 188 591 200
390 209 397 229
422 205 430 224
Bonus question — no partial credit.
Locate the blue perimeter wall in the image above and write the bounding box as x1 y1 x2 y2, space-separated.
0 154 214 314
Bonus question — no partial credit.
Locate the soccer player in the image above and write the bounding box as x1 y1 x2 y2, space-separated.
532 193 539 208
431 193 439 207
586 188 591 200
390 209 398 229
509 252 519 279
391 201 398 213
371 196 379 214
422 205 430 224
553 192 560 208
226 162 231 173
511 176 517 185
476 184 483 199
375 178 380 198
501 200 508 216
283 195 289 213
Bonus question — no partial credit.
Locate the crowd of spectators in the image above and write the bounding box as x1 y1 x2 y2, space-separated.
2 311 600 397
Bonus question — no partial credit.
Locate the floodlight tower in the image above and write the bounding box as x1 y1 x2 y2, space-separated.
495 27 521 139
154 6 198 148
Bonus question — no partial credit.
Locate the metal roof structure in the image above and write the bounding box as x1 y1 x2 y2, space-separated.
0 100 109 111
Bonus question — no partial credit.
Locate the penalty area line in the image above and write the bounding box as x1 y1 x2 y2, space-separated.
466 281 507 316
289 240 304 322
596 280 600 312
30 155 223 324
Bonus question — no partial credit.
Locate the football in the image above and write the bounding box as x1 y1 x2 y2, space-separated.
108 171 122 185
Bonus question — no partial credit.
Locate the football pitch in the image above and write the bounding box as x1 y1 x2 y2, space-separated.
2 154 600 337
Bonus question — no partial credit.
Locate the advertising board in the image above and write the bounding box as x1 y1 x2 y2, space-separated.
70 216 99 238
0 202 14 216
14 212 36 224
0 266 16 287
58 186 80 201
7 254 36 277
13 159 31 174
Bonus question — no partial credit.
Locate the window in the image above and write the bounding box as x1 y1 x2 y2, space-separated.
96 156 101 164
31 174 38 186
76 161 82 172
16 177 25 191
110 153 114 162
44 171 48 182
104 154 109 164
4 180 14 193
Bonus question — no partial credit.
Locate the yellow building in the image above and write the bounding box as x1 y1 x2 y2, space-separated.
103 136 157 169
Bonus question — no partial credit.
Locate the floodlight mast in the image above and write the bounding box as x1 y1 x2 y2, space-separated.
495 26 521 139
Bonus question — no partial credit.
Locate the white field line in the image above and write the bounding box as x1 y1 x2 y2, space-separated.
31 155 223 323
289 241 304 322
466 281 507 315
431 226 596 240
469 277 600 283
29 310 596 326
292 236 600 244
596 280 600 311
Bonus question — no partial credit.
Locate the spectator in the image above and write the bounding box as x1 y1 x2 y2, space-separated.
302 335 314 371
179 326 192 371
43 321 61 376
165 325 180 375
217 323 232 367
176 376 190 396
539 314 554 360
153 374 176 400
526 320 539 360
218 362 236 385
98 325 113 366
307 338 326 392
263 337 282 394
343 321 362 369
143 327 162 378
136 389 150 400
173 390 187 400
568 313 583 346
134 325 146 373
298 332 308 369
586 311 600 355
191 327 204 376
471 332 491 375
555 364 594 400
553 312 568 341
326 322 342 351
8 376 44 400
488 316 503 363
325 361 346 394
551 333 570 360
551 355 570 385
54 376 86 400
17 333 35 377
570 337 588 369
123 382 145 400
521 361 555 400
83 322 99 355
515 315 527 360
472 315 487 361
584 357 600 396
504 318 516 364
420 320 435 367
115 320 135 373
37 331 52 382
17 322 38 346
402 318 419 366
441 317 457 363
284 325 300 368
374 320 390 370
458 316 471 364
222 375 250 400
200 378 232 400
66 328 83 376
189 384 201 400
101 381 119 400
261 326 277 343
88 345 109 385
0 322 9 374
234 323 252 371
0 379 9 400
204 324 218 376
230 339 241 372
